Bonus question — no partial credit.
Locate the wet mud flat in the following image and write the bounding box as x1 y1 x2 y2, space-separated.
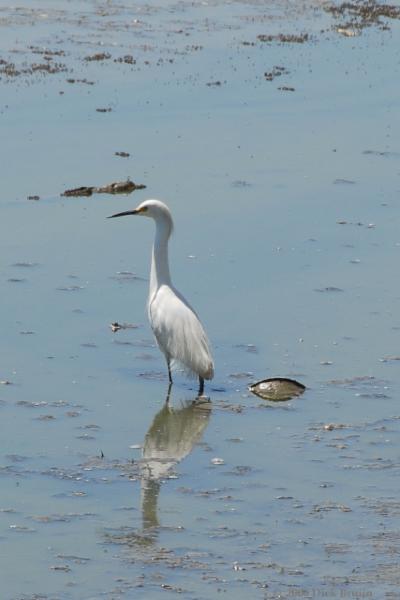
2 380 400 599
1 0 400 599
1 1 399 91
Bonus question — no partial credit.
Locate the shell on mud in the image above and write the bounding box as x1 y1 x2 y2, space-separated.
249 377 306 401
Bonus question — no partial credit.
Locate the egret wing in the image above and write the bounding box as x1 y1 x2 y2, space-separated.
149 285 214 380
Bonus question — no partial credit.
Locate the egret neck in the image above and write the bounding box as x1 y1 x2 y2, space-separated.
149 211 173 303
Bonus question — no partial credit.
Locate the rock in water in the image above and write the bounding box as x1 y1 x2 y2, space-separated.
249 377 305 401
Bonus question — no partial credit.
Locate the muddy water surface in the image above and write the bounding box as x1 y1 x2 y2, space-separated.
1 1 400 598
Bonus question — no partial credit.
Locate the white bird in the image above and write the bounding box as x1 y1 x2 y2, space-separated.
108 199 214 395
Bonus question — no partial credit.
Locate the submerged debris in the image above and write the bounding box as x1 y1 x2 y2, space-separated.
323 423 348 431
12 261 38 268
334 178 356 185
28 46 65 57
51 564 71 572
325 1 400 32
61 180 146 197
84 52 111 61
232 180 252 188
257 33 309 43
95 180 145 194
314 286 344 293
66 78 95 85
211 457 225 465
278 86 295 92
363 149 400 157
380 355 400 362
114 55 137 64
61 186 94 197
264 65 289 81
312 502 352 513
235 343 258 354
336 26 360 36
110 322 138 332
229 372 253 380
0 58 68 78
249 377 306 401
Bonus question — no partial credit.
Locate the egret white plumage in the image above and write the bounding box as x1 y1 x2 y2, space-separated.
108 200 214 395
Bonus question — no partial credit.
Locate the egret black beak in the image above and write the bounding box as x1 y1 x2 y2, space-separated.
107 209 138 219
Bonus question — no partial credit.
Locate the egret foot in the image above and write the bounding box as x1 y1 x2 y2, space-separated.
192 394 211 406
198 376 204 396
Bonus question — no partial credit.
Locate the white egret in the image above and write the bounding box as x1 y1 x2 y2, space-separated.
108 200 214 395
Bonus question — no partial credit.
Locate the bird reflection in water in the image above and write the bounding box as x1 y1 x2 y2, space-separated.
141 389 211 532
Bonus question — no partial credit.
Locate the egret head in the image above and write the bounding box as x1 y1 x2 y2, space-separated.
108 199 173 227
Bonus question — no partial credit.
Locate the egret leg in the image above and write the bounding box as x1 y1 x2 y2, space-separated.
165 382 172 404
198 376 204 396
167 360 173 385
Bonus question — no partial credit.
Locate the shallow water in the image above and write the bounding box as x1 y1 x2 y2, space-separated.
1 1 400 598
